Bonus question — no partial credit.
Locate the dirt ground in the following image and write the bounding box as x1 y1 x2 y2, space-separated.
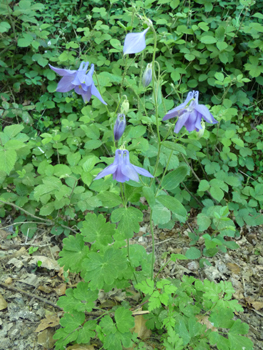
0 214 263 350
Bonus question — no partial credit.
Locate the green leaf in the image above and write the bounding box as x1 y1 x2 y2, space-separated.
17 33 33 47
97 192 122 208
82 248 127 290
143 186 155 208
53 164 72 177
39 202 55 216
58 234 89 273
111 207 143 238
210 185 224 201
60 310 85 333
198 180 210 192
185 247 201 259
0 148 16 175
115 307 134 333
200 36 217 44
81 213 115 246
4 124 24 138
162 141 186 155
216 42 228 51
162 165 188 191
152 203 171 225
77 320 96 343
0 21 11 33
157 195 187 222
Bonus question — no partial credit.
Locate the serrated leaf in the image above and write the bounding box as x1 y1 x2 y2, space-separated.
210 185 224 201
4 124 24 138
58 234 89 273
115 307 134 333
82 248 128 290
81 213 115 246
97 191 122 208
111 207 143 238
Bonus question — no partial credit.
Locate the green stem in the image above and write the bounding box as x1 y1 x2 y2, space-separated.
150 210 155 280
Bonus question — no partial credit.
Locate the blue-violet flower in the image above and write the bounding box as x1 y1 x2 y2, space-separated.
94 149 154 183
49 61 106 105
114 114 126 141
123 28 150 55
162 90 218 133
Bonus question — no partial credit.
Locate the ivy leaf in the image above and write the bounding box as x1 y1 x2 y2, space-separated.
81 213 115 246
82 248 128 290
58 234 89 273
111 207 143 238
115 307 134 333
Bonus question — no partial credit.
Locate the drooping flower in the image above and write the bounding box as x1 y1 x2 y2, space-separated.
94 149 154 183
142 63 152 87
49 61 107 105
123 28 150 55
49 61 89 93
73 64 107 105
114 114 126 141
162 90 218 133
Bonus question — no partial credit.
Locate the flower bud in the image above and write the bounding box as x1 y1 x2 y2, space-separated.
121 99 129 115
197 120 205 138
142 63 152 87
114 114 126 141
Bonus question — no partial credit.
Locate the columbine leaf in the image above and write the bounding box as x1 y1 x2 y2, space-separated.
111 206 143 238
58 234 89 273
82 248 128 290
81 213 115 247
115 307 134 333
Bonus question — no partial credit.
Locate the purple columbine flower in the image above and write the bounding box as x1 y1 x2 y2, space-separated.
73 64 107 105
49 61 107 105
114 114 126 141
123 28 150 55
94 149 154 183
162 90 218 133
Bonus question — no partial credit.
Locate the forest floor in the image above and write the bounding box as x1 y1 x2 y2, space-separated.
0 212 263 350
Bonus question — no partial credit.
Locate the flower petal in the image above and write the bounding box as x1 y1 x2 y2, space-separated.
75 86 92 103
162 91 195 121
94 163 118 180
174 112 190 133
195 104 217 124
132 165 154 178
121 164 140 182
91 83 107 105
113 166 130 182
123 28 149 55
56 75 76 92
184 110 198 132
49 64 76 77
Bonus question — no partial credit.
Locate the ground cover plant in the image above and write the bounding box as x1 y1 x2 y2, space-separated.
1 0 263 348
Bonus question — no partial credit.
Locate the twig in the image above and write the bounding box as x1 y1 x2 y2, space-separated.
0 282 63 310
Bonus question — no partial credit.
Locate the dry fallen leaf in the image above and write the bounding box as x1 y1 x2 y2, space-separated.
0 294 8 310
37 328 56 348
38 285 53 294
4 277 12 285
30 255 60 271
130 314 151 340
35 313 60 332
55 283 67 296
227 263 241 274
196 315 217 332
245 296 263 311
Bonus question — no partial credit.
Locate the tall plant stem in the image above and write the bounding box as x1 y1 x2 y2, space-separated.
150 210 155 280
